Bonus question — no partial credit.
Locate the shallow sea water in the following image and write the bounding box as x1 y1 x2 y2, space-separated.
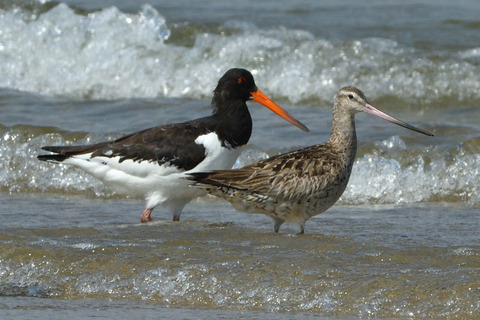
1 0 479 318
1 194 479 319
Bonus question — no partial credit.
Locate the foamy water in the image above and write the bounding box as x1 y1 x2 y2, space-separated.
1 193 479 319
1 123 479 206
1 3 480 104
1 1 480 319
0 3 479 206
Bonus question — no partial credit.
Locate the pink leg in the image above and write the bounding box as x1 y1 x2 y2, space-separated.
140 208 153 223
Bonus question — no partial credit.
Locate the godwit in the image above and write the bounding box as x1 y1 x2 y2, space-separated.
37 68 308 223
189 86 433 233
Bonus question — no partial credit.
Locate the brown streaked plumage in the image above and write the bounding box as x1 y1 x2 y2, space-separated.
189 86 434 234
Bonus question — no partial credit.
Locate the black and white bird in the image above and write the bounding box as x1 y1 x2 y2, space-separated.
38 68 309 223
189 87 433 234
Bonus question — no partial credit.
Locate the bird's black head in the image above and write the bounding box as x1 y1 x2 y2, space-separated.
211 68 257 110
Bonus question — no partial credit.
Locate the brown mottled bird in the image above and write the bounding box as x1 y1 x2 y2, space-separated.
189 87 434 233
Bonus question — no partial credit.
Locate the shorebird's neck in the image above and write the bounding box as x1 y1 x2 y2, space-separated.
213 100 253 148
328 104 358 163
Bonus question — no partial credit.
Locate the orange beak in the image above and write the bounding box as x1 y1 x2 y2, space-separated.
250 89 309 132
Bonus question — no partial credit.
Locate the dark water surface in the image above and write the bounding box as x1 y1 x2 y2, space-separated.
1 193 479 318
1 0 479 318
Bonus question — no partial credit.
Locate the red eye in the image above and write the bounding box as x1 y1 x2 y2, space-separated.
237 76 247 84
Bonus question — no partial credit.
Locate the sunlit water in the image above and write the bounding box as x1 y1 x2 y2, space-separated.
1 194 479 319
1 0 479 318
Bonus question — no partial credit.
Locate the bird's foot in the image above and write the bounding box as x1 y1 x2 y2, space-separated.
140 208 153 223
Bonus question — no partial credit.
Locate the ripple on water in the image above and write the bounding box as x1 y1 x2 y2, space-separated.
0 209 479 318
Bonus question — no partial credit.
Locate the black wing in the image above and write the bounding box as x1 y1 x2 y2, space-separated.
39 116 219 171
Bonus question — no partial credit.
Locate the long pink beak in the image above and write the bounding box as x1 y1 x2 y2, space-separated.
363 103 434 136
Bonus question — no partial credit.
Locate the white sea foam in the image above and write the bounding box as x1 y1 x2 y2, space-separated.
341 136 480 206
1 127 478 206
0 127 110 197
71 243 98 250
1 4 480 103
0 4 478 207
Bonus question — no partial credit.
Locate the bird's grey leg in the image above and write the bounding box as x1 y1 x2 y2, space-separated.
298 223 305 235
273 217 284 233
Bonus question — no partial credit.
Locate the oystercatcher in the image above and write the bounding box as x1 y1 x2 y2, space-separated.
38 68 309 223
